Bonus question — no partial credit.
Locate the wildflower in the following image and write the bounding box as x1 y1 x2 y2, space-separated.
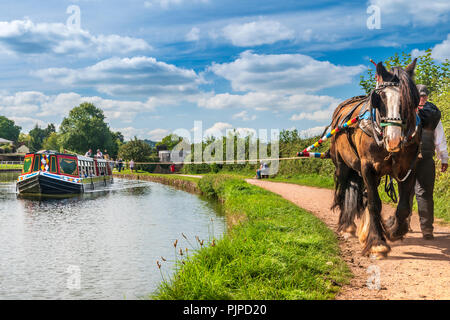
174 239 178 248
157 261 161 269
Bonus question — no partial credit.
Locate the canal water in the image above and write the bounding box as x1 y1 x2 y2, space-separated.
0 172 226 300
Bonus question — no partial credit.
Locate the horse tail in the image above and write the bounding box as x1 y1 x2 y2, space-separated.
332 166 366 233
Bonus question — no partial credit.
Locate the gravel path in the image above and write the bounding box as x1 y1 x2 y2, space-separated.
246 179 450 300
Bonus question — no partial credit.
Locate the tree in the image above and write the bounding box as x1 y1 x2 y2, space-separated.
359 49 449 97
42 132 62 152
0 116 21 142
28 123 58 152
156 134 183 150
118 137 152 162
59 102 119 157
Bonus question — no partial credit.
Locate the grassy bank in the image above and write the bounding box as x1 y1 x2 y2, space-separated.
152 174 351 300
114 170 201 193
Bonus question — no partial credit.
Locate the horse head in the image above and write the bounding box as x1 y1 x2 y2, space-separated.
371 58 419 153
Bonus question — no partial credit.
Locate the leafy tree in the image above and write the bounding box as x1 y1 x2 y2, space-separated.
59 102 119 157
0 116 21 142
29 125 47 152
359 49 449 97
42 132 62 152
28 123 58 152
156 134 183 150
118 137 152 169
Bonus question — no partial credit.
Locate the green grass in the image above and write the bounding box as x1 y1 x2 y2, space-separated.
0 164 22 171
152 174 351 300
114 169 201 184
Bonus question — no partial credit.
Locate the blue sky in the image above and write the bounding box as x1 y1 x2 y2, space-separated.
0 0 448 141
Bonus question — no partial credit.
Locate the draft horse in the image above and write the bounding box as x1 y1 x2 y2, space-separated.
329 59 420 259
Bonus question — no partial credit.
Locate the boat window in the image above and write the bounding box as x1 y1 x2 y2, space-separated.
33 155 41 172
23 156 33 174
50 156 57 173
58 158 79 176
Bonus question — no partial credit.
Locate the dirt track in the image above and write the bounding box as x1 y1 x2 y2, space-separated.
246 179 450 300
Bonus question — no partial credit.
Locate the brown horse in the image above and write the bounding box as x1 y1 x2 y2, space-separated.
329 59 420 259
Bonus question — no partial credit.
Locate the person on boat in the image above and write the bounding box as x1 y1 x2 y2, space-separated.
130 159 135 172
85 149 92 157
118 158 123 172
96 149 103 158
411 84 448 240
104 149 109 160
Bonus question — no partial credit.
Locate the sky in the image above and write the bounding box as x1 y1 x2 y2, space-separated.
0 0 448 142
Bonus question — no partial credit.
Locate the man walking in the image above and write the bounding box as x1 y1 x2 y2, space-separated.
413 84 448 240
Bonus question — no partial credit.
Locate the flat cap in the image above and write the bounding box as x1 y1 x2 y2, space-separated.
417 84 429 96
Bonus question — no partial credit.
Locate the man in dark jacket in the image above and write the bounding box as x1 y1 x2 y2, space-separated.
412 85 448 240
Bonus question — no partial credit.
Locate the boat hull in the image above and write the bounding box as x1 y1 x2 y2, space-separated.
17 172 113 195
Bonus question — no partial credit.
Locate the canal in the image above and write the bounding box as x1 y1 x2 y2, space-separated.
0 173 226 299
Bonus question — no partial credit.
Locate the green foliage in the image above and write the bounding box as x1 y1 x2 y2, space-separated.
153 175 350 300
118 137 153 171
156 134 183 150
42 132 62 152
59 102 120 158
359 49 449 97
0 116 21 142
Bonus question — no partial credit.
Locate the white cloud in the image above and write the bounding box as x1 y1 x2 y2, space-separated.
210 51 364 94
0 19 151 57
186 27 200 42
148 128 170 141
35 56 204 97
0 91 163 129
232 110 257 121
204 122 233 137
8 116 47 132
222 20 295 47
431 34 450 62
298 126 327 138
368 0 450 26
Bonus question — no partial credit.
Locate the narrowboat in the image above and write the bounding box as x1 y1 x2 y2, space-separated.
17 150 113 195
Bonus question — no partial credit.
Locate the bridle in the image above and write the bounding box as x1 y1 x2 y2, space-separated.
369 81 419 150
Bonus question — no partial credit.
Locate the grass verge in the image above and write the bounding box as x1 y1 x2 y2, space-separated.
151 174 351 300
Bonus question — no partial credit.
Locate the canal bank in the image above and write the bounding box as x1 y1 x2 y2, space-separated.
117 171 351 300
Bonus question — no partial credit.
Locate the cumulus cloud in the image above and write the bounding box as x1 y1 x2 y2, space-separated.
0 19 151 56
431 34 450 62
35 56 204 97
204 122 233 137
232 110 257 121
148 128 170 140
210 51 364 94
222 20 295 47
0 91 163 129
368 0 450 26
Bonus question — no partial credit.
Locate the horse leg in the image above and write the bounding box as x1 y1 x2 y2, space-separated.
332 162 360 238
358 162 391 259
384 171 416 241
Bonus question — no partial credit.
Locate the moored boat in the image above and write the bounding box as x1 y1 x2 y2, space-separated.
17 150 113 195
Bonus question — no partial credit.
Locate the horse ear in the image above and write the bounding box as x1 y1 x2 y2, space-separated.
376 62 392 82
405 58 417 77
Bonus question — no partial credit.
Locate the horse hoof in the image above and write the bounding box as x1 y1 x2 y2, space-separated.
340 225 356 239
369 244 391 259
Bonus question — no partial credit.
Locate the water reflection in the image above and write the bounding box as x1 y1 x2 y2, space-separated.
0 173 225 300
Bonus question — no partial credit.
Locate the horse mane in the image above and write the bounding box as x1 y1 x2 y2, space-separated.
391 66 420 130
